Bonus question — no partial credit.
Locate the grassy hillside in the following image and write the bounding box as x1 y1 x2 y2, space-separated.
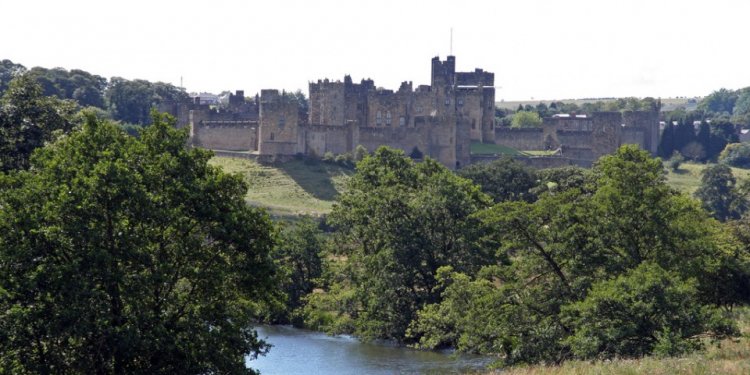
666 162 750 195
210 156 750 218
209 157 353 217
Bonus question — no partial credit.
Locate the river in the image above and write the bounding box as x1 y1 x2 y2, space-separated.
246 325 493 374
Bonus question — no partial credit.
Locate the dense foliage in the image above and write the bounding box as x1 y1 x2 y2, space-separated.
0 59 189 127
407 146 743 365
0 112 277 374
0 75 78 172
457 157 537 202
720 142 750 168
26 66 108 108
306 147 494 341
106 77 188 125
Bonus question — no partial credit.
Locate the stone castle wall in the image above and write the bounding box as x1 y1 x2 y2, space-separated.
491 111 659 164
494 128 545 150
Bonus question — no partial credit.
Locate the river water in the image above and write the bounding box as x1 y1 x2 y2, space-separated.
246 325 493 374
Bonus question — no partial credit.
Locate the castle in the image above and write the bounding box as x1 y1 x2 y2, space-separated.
161 56 659 169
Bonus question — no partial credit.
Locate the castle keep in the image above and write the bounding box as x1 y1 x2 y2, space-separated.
165 56 658 168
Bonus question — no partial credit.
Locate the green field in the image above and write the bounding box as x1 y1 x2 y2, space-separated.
209 157 353 217
666 162 750 195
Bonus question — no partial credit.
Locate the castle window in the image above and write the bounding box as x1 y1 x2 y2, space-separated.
399 116 406 127
376 111 382 126
471 120 476 129
279 115 286 126
416 106 423 113
445 98 450 106
458 99 464 106
386 111 392 125
270 132 275 141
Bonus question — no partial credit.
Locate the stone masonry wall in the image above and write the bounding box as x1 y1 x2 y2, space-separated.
494 128 545 150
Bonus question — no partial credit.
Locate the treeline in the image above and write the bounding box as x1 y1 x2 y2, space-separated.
498 97 662 128
0 59 188 126
270 149 750 367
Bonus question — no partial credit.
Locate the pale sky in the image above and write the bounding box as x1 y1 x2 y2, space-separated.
4 0 750 101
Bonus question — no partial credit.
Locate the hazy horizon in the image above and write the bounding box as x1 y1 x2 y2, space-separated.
5 0 750 101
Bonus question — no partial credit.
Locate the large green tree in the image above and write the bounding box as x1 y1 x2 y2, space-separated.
0 59 27 94
315 147 494 342
458 157 537 203
695 164 747 222
0 75 77 172
106 78 189 125
0 112 277 374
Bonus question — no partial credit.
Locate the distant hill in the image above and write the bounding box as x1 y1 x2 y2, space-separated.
496 97 700 112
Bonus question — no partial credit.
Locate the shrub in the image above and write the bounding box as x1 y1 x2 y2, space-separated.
667 151 684 171
719 142 750 168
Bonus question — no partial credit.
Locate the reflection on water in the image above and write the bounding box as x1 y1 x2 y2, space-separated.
247 325 492 374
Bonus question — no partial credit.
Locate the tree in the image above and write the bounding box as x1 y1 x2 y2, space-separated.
511 111 543 128
667 151 684 172
694 164 747 221
0 59 27 94
696 121 711 161
272 218 325 325
719 142 750 168
458 157 537 202
681 141 706 161
26 67 108 108
699 88 738 115
563 262 735 359
732 89 750 126
106 78 188 125
658 120 676 158
0 75 78 172
0 112 277 374
318 147 494 342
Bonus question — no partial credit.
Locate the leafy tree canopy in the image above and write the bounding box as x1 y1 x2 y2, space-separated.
315 147 494 342
0 112 277 374
511 111 542 128
0 75 78 172
409 145 741 365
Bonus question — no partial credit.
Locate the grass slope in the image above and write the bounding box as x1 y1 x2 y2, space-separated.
666 162 750 195
209 157 353 217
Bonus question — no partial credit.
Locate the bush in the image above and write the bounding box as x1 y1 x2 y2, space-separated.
667 151 684 171
511 111 542 128
563 262 736 360
719 142 750 168
353 145 368 162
